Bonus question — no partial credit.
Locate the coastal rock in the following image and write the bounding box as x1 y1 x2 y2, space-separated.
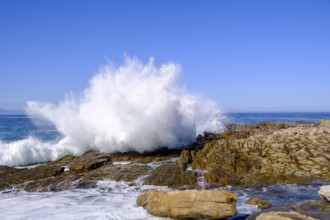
320 120 330 129
137 190 237 219
318 186 330 201
255 211 318 220
0 165 64 185
144 162 198 188
67 151 112 173
184 124 330 186
292 200 330 212
247 198 271 209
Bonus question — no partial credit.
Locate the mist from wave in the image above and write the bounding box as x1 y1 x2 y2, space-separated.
0 57 225 166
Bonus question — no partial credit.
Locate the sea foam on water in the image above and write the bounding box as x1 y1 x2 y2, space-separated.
0 57 225 166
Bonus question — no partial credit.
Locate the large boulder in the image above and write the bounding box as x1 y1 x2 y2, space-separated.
318 185 330 202
255 211 317 220
137 190 237 219
182 124 330 187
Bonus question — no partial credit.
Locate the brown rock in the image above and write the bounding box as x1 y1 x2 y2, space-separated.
255 211 318 220
292 200 330 212
247 198 271 209
137 190 237 219
185 124 330 187
68 151 112 173
144 162 198 188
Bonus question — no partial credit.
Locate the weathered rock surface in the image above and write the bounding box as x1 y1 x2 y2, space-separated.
255 211 318 220
247 198 271 209
144 162 198 188
137 190 237 219
0 149 191 191
292 200 330 212
181 123 330 187
318 185 330 202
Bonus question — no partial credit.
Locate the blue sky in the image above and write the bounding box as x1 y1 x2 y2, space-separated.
1 0 329 112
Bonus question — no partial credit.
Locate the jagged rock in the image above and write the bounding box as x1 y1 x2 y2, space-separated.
0 182 12 191
255 211 318 220
247 198 271 209
318 185 330 201
144 162 198 188
183 124 330 187
111 148 181 163
137 190 237 219
0 165 64 185
68 151 112 173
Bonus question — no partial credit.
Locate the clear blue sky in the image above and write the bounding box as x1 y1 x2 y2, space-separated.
1 0 329 112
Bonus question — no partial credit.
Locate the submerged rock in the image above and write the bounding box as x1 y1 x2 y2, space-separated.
137 189 237 219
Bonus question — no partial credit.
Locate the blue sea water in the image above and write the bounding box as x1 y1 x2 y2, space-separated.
226 112 330 125
0 115 60 142
1 112 329 142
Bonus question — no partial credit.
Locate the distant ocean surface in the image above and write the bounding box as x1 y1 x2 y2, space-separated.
226 112 330 125
0 112 329 220
1 112 329 142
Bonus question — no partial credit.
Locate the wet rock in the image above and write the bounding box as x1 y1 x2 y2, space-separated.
74 180 97 189
144 162 198 188
84 163 150 182
68 151 112 173
179 150 192 169
247 198 271 209
318 185 330 201
49 184 62 192
255 211 317 220
0 165 64 185
137 190 237 219
0 182 12 191
292 200 330 212
111 148 181 164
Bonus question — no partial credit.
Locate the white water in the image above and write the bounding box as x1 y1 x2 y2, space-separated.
0 57 225 166
2 180 323 219
0 180 170 220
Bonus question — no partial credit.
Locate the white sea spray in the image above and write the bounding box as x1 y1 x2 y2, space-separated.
0 57 225 166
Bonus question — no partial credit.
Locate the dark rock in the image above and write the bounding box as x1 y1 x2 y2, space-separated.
49 184 62 192
74 180 97 189
292 200 330 212
68 151 112 173
144 162 198 188
111 148 181 164
0 182 12 191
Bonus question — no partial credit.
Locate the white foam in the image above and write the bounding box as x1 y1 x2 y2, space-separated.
0 180 170 220
0 137 76 167
1 57 225 166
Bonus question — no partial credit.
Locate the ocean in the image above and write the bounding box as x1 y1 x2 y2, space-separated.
0 112 329 219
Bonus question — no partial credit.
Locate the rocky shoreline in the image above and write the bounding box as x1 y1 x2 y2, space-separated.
1 120 330 219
